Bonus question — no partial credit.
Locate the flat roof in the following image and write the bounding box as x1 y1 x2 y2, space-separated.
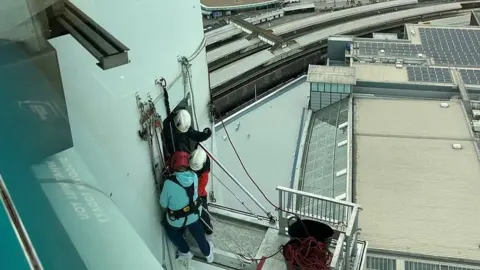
354 24 480 67
353 63 409 83
307 65 356 84
283 3 315 12
355 98 480 262
201 0 276 8
206 25 242 47
211 78 309 215
207 38 257 63
419 13 471 26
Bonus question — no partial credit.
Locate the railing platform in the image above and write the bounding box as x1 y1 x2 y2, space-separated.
185 186 367 270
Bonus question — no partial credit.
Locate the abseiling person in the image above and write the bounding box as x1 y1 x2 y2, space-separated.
162 109 211 155
159 151 214 264
189 148 213 235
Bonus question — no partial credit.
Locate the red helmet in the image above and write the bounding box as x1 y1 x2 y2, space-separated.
169 151 190 171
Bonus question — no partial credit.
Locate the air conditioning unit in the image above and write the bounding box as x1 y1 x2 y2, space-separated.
472 110 480 120
473 120 480 132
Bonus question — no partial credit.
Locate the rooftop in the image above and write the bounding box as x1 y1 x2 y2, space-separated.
205 21 480 270
307 65 356 85
355 25 480 66
197 77 366 270
201 0 277 8
354 98 480 261
352 24 480 88
209 3 462 89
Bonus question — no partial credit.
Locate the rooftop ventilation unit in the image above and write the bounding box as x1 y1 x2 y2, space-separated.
472 120 480 132
452 143 463 149
472 109 480 120
472 101 480 110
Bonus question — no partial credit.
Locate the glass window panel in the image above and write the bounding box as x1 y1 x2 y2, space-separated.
324 83 331 92
331 83 338 93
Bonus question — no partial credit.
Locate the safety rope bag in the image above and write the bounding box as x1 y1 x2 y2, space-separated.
166 175 202 229
282 216 333 270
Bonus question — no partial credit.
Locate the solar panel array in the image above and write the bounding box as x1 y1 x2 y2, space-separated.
459 69 480 85
420 28 480 66
358 42 422 57
406 66 453 84
357 27 480 67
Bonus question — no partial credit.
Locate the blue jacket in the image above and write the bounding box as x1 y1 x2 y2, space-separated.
159 171 201 228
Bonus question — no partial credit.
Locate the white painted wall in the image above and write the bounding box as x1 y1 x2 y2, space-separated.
212 80 310 216
48 0 211 264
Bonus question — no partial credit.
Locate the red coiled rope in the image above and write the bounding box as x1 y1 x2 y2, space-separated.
282 237 333 270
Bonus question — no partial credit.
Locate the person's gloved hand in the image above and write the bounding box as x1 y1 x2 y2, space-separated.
203 127 212 138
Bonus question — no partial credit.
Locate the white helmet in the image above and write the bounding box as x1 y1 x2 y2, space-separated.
173 109 191 133
189 148 207 171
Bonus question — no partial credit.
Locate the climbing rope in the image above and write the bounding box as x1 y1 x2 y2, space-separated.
151 57 338 268
210 171 256 215
155 78 176 154
155 78 171 116
179 56 200 131
199 208 256 262
282 237 333 270
153 36 205 105
146 75 256 265
217 113 351 229
179 55 218 199
214 109 353 268
237 237 333 270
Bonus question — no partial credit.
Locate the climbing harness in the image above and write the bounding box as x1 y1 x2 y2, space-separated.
145 63 266 267
166 175 202 228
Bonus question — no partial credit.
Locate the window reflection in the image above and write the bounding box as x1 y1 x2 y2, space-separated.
0 1 84 269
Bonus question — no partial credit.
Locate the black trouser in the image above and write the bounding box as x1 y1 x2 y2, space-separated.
200 196 213 235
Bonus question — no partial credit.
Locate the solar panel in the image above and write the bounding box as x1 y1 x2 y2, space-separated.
406 66 453 84
357 28 480 67
459 69 480 85
418 28 480 66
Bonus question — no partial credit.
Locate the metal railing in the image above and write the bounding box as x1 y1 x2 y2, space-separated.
277 186 361 270
0 174 43 270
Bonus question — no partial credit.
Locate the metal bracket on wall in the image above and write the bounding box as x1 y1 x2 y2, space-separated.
50 0 130 70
